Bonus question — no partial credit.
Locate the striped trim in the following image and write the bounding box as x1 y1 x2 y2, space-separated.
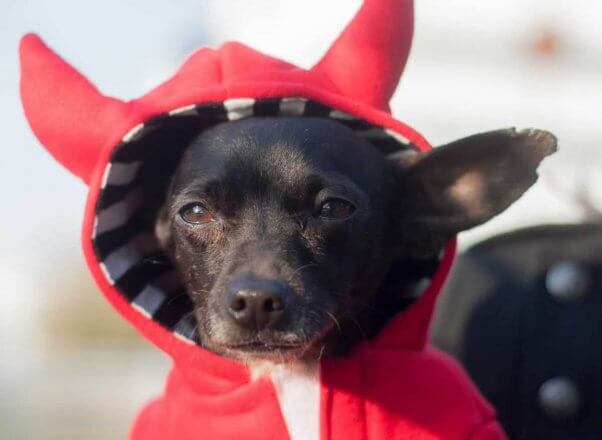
103 162 142 187
225 98 256 120
122 123 145 143
279 98 307 116
95 189 143 236
132 285 167 318
168 104 197 116
92 98 428 347
102 244 142 281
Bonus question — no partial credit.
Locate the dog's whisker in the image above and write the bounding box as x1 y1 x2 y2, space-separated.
325 311 342 332
166 292 190 305
292 263 318 277
142 256 171 266
317 344 326 362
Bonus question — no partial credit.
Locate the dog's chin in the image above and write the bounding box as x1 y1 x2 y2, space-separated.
201 322 335 365
223 343 308 364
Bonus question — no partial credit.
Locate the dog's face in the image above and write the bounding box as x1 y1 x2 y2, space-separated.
156 117 555 363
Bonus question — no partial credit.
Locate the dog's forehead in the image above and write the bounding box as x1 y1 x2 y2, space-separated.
174 117 388 191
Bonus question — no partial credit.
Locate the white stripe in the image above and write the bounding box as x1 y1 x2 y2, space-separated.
168 104 197 116
173 332 196 345
122 123 145 143
173 315 197 340
270 363 320 440
102 245 141 281
100 163 112 190
384 128 411 145
132 285 166 317
99 262 115 285
95 189 142 235
224 98 256 120
329 109 355 120
279 98 307 116
131 302 152 319
92 217 100 240
105 162 142 186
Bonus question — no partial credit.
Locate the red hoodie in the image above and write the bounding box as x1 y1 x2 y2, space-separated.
19 1 506 438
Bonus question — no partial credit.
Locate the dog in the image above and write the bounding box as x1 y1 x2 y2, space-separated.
154 116 556 365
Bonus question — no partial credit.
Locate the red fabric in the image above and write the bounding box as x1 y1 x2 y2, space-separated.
19 1 506 438
321 347 501 440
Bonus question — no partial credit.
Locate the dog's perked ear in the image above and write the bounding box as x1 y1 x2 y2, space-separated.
392 128 557 245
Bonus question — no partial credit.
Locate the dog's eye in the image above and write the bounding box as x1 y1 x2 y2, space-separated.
318 199 355 220
180 203 214 224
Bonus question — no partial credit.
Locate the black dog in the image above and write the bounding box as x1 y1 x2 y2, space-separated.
155 117 555 363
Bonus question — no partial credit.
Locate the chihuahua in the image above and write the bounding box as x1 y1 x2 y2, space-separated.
154 117 556 364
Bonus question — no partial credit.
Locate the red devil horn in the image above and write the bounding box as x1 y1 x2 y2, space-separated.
312 0 414 110
20 34 128 183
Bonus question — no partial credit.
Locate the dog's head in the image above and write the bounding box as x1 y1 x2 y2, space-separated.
155 117 555 362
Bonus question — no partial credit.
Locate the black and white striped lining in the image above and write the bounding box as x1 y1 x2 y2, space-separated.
92 97 439 346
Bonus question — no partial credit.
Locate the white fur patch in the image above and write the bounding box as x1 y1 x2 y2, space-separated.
263 362 321 440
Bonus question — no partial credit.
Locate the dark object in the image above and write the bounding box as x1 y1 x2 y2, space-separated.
431 224 602 439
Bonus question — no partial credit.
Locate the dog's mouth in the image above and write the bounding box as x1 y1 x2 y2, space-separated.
225 342 304 352
210 320 336 362
215 340 308 363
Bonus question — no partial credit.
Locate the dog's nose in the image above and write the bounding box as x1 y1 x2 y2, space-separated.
226 276 293 329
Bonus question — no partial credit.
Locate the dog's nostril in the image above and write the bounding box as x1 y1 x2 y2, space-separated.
263 297 284 312
230 297 246 312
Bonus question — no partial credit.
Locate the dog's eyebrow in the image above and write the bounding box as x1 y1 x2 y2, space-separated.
319 173 363 196
301 174 325 196
172 179 223 204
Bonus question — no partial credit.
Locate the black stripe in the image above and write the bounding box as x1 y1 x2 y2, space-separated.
115 260 174 302
98 180 142 210
303 100 331 117
195 103 228 123
111 136 155 163
153 290 194 330
145 113 173 128
332 118 373 131
252 98 281 117
94 211 145 260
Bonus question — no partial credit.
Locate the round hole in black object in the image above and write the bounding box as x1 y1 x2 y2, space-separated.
538 377 582 423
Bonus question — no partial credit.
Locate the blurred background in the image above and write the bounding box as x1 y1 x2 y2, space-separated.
1 0 600 438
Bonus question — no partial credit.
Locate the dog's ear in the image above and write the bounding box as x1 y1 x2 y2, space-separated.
392 128 556 244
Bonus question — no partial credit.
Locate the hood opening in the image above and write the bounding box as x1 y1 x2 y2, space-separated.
92 97 441 347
